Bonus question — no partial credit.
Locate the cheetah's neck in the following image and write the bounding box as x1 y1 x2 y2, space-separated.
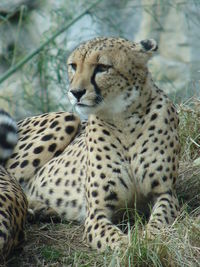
94 74 154 128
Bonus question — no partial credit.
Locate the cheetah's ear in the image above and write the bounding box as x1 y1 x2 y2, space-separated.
140 39 158 52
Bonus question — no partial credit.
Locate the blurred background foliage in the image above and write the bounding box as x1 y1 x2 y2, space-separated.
0 0 199 120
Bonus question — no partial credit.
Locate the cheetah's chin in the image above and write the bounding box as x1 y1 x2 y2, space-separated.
75 103 98 119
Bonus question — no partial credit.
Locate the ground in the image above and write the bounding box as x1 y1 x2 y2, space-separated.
3 203 199 267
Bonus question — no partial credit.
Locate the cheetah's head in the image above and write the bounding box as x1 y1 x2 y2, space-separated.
67 37 157 118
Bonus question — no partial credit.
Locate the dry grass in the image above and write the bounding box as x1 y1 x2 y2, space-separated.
177 98 200 212
2 209 199 267
178 98 200 162
1 99 200 267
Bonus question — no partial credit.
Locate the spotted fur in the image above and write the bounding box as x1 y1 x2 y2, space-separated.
0 110 27 260
6 37 180 251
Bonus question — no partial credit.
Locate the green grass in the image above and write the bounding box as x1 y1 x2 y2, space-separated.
40 246 63 262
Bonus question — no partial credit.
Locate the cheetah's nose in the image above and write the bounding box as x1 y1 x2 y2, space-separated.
70 89 86 102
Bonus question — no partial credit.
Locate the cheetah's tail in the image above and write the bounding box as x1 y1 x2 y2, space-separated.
0 109 18 162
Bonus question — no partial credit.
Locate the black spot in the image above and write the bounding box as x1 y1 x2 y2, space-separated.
55 178 62 186
148 125 155 131
137 133 143 139
65 114 76 121
113 168 120 173
97 240 102 249
97 165 102 169
170 141 174 147
151 113 158 121
65 125 75 134
118 177 128 189
10 161 19 169
0 230 6 241
56 198 63 206
92 191 98 197
156 104 162 109
105 155 111 160
88 234 92 242
32 158 40 167
98 137 105 142
24 143 33 151
64 190 69 195
20 135 30 141
103 184 110 192
87 225 92 233
40 119 48 127
71 200 77 207
19 177 24 184
164 118 168 124
164 216 169 224
100 173 106 179
140 157 145 163
96 214 106 220
0 209 7 217
141 148 148 154
15 207 20 217
96 155 102 161
41 181 47 187
42 134 53 141
65 161 70 167
102 129 110 136
94 223 99 230
151 180 160 188
50 121 59 128
162 176 167 182
48 143 57 152
49 189 54 194
71 168 76 174
20 160 29 168
144 163 149 168
37 128 46 134
157 165 163 171
104 192 118 201
167 156 171 162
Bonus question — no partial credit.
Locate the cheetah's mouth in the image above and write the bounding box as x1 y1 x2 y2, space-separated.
76 103 96 108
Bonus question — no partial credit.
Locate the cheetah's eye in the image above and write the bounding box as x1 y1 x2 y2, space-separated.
69 63 77 71
95 64 111 73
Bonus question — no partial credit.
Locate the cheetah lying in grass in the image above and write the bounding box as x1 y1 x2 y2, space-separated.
5 37 180 252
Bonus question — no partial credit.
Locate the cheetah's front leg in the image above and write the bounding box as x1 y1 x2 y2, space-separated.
145 191 179 238
84 209 128 251
84 120 133 251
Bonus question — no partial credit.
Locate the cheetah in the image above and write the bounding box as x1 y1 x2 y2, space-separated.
6 37 180 251
0 109 27 259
